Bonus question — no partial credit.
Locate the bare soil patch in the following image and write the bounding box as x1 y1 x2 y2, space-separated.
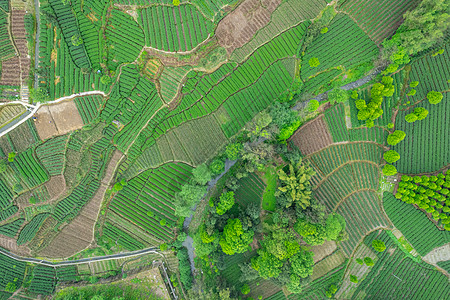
45 175 67 201
38 151 123 258
0 236 31 256
289 115 333 156
215 0 281 54
127 268 170 300
310 240 337 263
35 101 83 140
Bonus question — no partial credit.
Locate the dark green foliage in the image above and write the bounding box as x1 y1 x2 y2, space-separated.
14 149 49 188
177 247 193 290
29 265 56 295
0 218 24 238
53 282 161 299
210 159 225 175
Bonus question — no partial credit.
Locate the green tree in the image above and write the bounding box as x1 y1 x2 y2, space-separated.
409 81 419 87
308 99 320 112
71 34 83 46
251 250 283 279
383 150 400 163
7 152 15 163
350 275 358 283
216 191 235 215
210 159 225 175
160 219 167 226
173 0 180 6
387 130 406 145
309 57 320 67
427 91 443 104
241 284 250 295
405 113 418 123
160 243 168 251
275 159 315 209
263 226 300 260
219 218 254 255
372 239 386 252
225 143 243 160
328 88 349 105
290 248 314 278
407 89 416 96
356 258 363 265
364 257 374 266
325 213 347 241
321 27 328 34
30 87 50 103
174 184 207 217
383 164 397 176
192 164 212 185
413 107 428 120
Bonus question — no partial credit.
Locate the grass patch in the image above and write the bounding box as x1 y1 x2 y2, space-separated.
262 166 277 212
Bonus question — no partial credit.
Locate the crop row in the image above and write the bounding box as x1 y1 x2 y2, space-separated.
348 127 387 145
17 213 50 245
139 4 213 52
0 218 24 238
301 13 379 79
102 221 145 251
0 179 13 210
56 265 80 282
74 95 104 125
383 192 449 256
0 11 15 61
48 0 91 68
14 149 49 188
324 103 348 143
29 265 56 295
35 135 69 176
0 252 26 291
133 22 309 154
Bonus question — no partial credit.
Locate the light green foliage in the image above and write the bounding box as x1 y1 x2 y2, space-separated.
427 91 443 104
241 284 250 295
325 213 347 241
387 123 394 129
100 75 111 85
309 57 320 68
364 257 374 266
177 232 187 242
160 219 167 226
275 159 315 209
372 239 386 252
356 77 394 124
174 184 207 217
350 274 358 283
405 113 418 123
413 107 428 120
173 0 180 6
7 152 15 163
410 81 419 87
295 213 346 246
216 191 235 215
210 159 225 175
251 250 283 279
71 34 83 46
383 150 400 163
407 89 416 96
263 225 300 260
383 164 397 176
225 143 243 160
356 258 363 265
321 27 328 34
160 243 168 251
328 88 349 105
219 218 254 255
192 164 212 185
387 130 406 145
308 99 320 112
383 0 450 56
290 248 314 278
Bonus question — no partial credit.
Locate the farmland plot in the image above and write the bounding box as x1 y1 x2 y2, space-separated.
106 162 193 244
289 115 333 156
352 230 450 299
74 95 105 124
301 14 379 80
0 105 25 128
35 135 69 176
0 10 15 62
139 5 214 52
159 65 192 103
393 93 450 174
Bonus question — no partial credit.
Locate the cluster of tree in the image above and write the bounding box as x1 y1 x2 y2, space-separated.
387 130 406 146
427 91 444 105
325 284 338 298
355 76 395 127
395 172 450 230
328 88 349 105
356 257 374 267
405 107 429 123
294 213 347 246
177 247 194 290
381 0 449 75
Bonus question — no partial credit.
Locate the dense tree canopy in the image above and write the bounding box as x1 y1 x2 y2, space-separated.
372 239 386 252
427 91 444 104
387 130 406 146
383 150 400 163
383 164 397 176
174 184 207 217
192 164 212 185
219 218 254 255
216 191 235 215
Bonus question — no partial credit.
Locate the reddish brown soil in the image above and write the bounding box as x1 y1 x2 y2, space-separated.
289 115 333 156
215 0 281 54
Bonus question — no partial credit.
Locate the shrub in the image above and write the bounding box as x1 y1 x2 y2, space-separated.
309 57 320 68
383 164 397 176
364 257 374 266
413 107 428 120
225 143 243 160
241 284 250 295
350 275 358 283
7 152 15 163
372 239 386 252
308 99 320 112
405 113 418 123
160 219 167 226
173 0 180 6
328 88 349 105
427 91 443 104
160 243 168 251
356 258 363 265
387 130 406 145
210 159 225 175
321 27 328 34
192 164 212 185
409 81 419 87
407 89 416 96
383 150 400 163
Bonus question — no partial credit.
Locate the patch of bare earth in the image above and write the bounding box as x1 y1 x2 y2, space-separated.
0 236 30 256
127 268 170 300
310 240 337 263
215 0 281 54
289 115 333 156
45 175 67 201
35 101 83 140
38 151 123 259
